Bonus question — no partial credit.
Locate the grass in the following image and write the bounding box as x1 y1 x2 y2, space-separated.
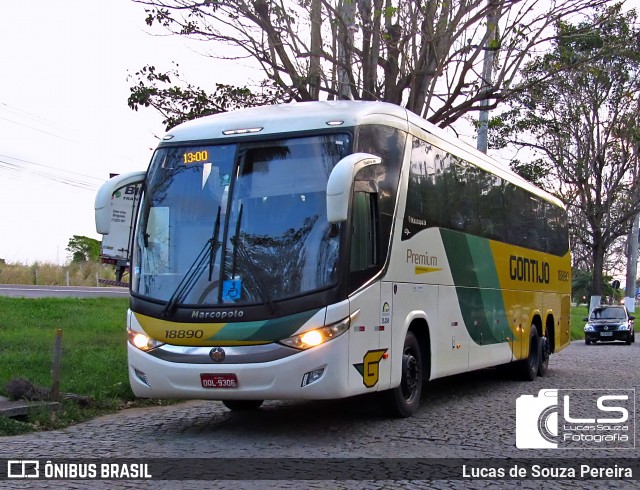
570 304 589 340
0 260 118 286
0 297 169 436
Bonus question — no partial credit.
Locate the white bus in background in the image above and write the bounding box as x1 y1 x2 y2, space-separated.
95 101 571 417
99 174 140 284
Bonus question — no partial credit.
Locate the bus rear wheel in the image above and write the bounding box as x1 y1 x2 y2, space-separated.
517 326 540 381
538 333 550 377
383 331 423 418
222 400 264 411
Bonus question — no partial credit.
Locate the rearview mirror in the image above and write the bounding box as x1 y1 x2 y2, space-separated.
326 153 381 223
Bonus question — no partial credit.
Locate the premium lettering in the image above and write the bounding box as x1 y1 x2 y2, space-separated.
406 249 438 266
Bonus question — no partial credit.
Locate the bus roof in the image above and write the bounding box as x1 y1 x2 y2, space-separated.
163 100 409 142
162 101 563 209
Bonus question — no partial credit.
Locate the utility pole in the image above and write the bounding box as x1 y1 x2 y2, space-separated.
625 213 639 312
337 0 356 100
477 3 498 153
625 135 640 311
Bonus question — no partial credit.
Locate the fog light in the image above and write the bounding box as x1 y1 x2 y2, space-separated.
134 368 150 386
301 368 324 387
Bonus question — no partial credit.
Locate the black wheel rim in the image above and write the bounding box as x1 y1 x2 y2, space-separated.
401 348 420 402
529 333 539 373
541 337 550 364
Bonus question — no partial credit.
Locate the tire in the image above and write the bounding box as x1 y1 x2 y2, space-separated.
585 339 591 345
383 331 423 418
538 333 550 377
517 326 540 381
626 334 632 346
222 400 264 411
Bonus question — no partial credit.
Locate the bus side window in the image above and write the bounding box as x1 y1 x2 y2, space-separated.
350 191 379 272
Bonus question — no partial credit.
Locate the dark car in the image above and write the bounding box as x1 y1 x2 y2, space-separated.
584 305 636 345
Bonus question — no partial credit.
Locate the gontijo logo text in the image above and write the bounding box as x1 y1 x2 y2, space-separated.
509 255 550 284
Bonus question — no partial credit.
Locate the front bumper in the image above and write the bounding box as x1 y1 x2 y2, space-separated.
127 331 353 400
585 330 631 342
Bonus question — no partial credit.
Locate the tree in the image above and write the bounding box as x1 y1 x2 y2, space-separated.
66 235 101 263
130 0 609 129
128 64 289 129
490 5 640 307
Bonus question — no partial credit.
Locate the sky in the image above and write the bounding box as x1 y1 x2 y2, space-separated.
0 1 638 265
0 0 246 264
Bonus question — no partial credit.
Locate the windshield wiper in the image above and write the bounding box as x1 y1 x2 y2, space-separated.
233 239 279 315
161 206 222 317
223 204 278 314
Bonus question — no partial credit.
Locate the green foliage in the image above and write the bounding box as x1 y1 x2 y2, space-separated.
128 64 289 129
66 235 101 263
493 5 640 294
572 269 592 304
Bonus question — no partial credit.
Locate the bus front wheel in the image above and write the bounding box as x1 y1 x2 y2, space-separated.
383 331 423 418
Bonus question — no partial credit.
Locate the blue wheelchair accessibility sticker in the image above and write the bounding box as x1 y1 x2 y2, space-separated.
222 280 242 302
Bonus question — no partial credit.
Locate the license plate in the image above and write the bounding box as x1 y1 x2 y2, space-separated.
600 331 613 337
200 373 238 389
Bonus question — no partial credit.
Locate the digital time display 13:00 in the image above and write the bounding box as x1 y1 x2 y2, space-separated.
183 150 209 164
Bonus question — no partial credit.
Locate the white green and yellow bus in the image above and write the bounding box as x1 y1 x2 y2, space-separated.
95 101 571 417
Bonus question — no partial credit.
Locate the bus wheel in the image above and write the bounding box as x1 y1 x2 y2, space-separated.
222 400 264 411
384 331 423 418
538 334 550 377
517 327 540 381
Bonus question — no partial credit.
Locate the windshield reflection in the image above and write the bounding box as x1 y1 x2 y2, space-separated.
133 134 350 307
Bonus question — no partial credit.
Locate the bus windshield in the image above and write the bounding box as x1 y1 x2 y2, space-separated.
132 134 350 307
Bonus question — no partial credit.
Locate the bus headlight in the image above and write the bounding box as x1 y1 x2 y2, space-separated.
280 311 358 350
128 329 165 352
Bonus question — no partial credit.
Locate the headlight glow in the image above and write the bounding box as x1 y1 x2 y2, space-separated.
128 329 164 352
300 330 324 347
617 324 630 331
280 310 359 350
584 325 595 332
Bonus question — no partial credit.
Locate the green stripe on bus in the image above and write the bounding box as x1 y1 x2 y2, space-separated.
207 309 320 342
441 229 511 345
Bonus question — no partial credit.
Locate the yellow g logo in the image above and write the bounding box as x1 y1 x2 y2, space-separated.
353 349 388 388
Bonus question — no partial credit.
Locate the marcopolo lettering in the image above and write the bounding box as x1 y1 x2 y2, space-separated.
191 309 244 320
509 255 550 284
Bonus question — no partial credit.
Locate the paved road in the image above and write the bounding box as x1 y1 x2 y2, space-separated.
0 284 128 298
1 341 639 489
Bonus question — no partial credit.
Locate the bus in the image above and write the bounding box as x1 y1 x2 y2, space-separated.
95 101 571 417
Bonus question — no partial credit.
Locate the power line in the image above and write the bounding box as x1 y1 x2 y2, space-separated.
0 158 99 191
0 153 105 182
0 101 154 165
